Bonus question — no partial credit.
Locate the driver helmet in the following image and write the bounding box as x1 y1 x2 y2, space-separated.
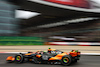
48 48 51 53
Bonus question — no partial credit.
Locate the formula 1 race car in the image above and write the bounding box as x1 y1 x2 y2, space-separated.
6 48 81 66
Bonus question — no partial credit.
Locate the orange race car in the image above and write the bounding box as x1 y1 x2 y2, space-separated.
6 48 81 66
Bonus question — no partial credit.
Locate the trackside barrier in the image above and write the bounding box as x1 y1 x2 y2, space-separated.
45 42 100 46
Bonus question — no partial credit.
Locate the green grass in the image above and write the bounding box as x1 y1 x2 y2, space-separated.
0 36 44 45
0 42 44 45
0 36 44 41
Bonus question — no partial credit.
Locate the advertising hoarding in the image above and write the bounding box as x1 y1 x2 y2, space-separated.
44 0 90 8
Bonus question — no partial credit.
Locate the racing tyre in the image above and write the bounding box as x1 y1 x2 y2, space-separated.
61 55 72 66
15 54 24 63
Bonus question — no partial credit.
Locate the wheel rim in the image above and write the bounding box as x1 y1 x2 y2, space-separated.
63 57 69 63
16 56 21 61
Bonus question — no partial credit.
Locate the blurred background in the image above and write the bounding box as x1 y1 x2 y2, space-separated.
0 1 100 67
0 0 100 45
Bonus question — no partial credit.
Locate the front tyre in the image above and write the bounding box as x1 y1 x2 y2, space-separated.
15 54 24 63
61 55 72 66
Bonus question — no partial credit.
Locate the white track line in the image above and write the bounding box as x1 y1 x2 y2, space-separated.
81 53 100 55
0 52 100 55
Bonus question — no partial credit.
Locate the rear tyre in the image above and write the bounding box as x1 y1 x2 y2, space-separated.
61 55 72 66
15 54 24 63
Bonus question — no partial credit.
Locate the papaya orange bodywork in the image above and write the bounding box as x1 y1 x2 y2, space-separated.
49 57 62 60
25 53 32 55
36 55 41 58
70 52 77 57
78 52 81 55
49 52 69 61
6 56 15 61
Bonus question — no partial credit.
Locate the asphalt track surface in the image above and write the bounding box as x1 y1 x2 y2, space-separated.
0 53 100 67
